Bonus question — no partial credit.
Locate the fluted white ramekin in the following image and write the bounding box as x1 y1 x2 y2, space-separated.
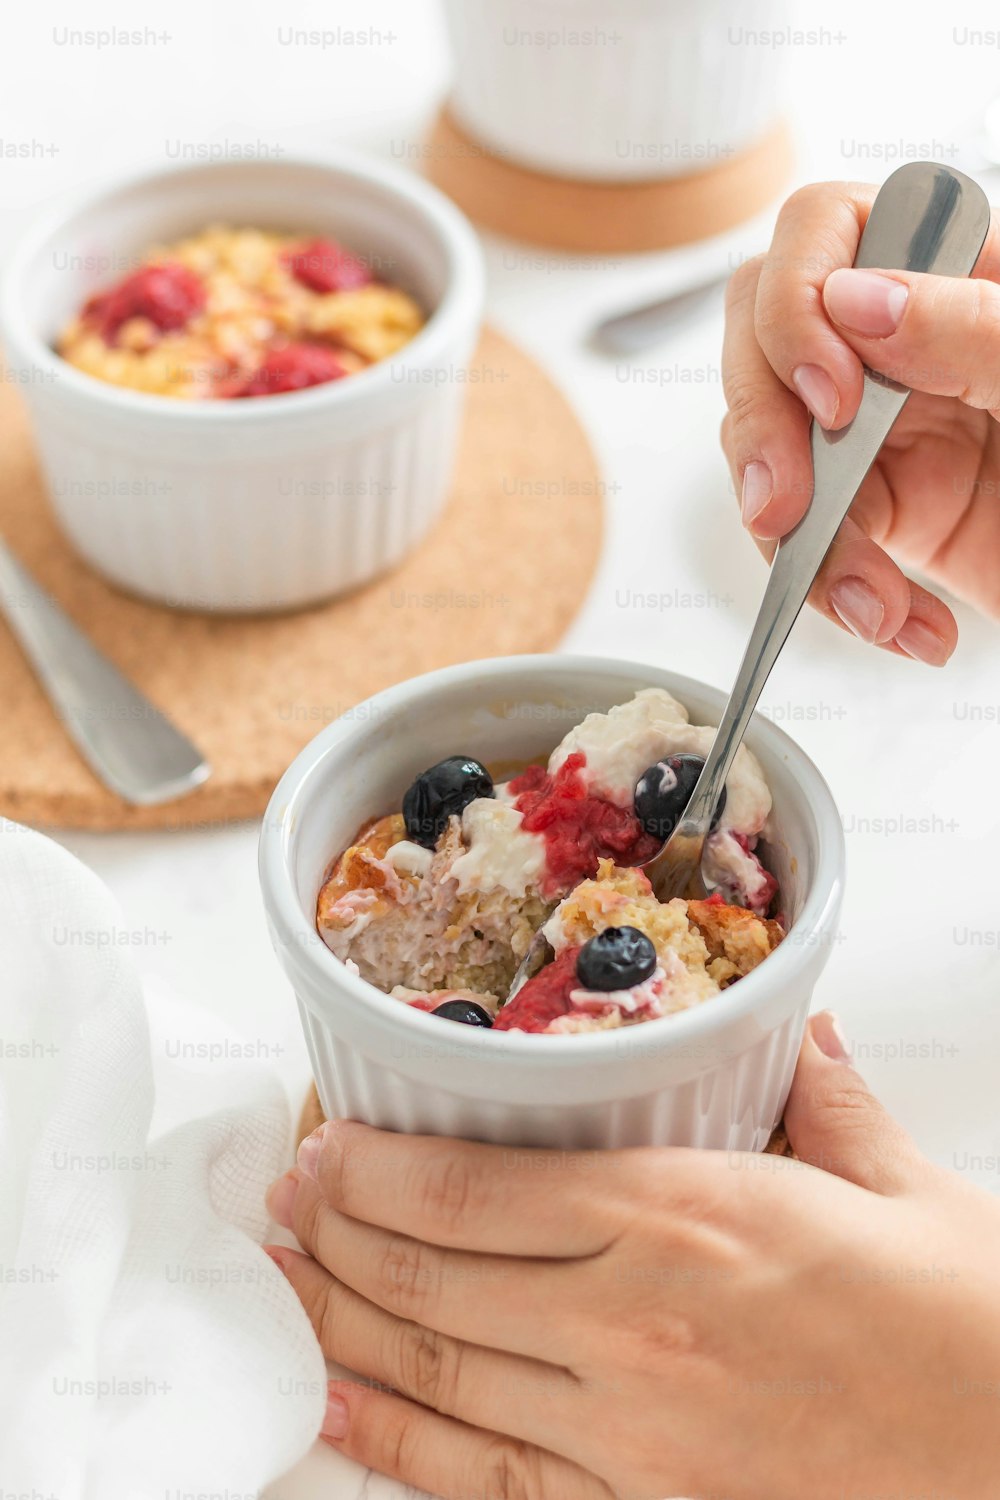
442 0 788 182
0 154 484 612
259 655 844 1152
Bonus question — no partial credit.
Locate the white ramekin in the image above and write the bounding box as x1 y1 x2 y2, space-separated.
0 154 484 612
259 655 844 1152
442 0 788 182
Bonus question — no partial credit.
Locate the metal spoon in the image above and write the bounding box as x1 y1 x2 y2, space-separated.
590 270 731 355
507 161 990 1002
0 538 210 806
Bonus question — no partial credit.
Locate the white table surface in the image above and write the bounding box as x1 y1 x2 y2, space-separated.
3 2 1000 1495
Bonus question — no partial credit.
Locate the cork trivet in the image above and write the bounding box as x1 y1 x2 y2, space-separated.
0 327 602 831
424 108 794 254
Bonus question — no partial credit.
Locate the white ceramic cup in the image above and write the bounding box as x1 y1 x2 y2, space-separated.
259 655 845 1151
0 153 484 612
442 0 789 182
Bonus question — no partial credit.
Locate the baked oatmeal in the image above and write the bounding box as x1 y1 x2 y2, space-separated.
56 225 424 400
316 688 784 1033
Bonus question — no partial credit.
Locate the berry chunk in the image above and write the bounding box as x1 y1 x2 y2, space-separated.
402 757 494 849
493 947 581 1033
236 343 347 397
285 237 373 294
634 755 727 843
84 262 206 344
576 926 657 992
431 999 493 1027
509 753 660 896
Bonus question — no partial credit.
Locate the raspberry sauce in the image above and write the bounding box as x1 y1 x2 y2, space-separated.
236 343 346 397
509 752 660 897
84 262 206 344
284 238 373 294
493 947 582 1033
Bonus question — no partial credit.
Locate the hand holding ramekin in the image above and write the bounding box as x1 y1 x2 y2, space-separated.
259 655 844 1152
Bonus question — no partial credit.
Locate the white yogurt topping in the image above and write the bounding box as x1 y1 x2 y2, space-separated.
569 967 666 1017
385 840 434 878
549 687 770 836
449 797 546 898
703 828 771 911
549 688 689 805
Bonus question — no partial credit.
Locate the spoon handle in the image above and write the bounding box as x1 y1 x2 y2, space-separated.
0 539 210 806
654 162 991 892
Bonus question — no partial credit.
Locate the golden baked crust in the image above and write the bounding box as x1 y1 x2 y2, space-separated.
550 860 718 1011
316 814 409 933
686 897 784 988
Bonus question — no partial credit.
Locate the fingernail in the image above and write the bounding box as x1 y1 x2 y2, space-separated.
791 363 839 428
894 616 952 666
266 1170 299 1229
297 1123 327 1183
263 1244 290 1274
811 1010 850 1063
830 577 885 643
741 461 772 527
322 1390 350 1441
824 268 909 338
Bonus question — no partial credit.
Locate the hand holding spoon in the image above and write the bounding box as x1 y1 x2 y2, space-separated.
508 161 990 999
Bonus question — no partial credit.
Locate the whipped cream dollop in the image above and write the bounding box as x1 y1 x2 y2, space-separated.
449 799 546 898
568 967 667 1018
548 687 771 837
385 840 434 878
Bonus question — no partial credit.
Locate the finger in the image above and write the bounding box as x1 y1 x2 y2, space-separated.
319 1379 616 1500
289 1171 578 1361
754 181 875 429
721 256 816 539
293 1118 630 1256
758 186 1000 430
753 508 957 661
823 265 1000 417
266 1246 582 1457
782 1012 933 1194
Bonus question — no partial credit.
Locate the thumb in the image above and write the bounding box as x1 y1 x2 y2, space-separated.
822 266 1000 416
783 1012 929 1195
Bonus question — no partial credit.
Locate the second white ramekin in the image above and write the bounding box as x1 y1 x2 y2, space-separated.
259 656 845 1152
0 154 484 612
442 0 788 182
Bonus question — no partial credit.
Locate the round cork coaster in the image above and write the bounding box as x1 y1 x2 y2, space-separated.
424 108 794 254
0 327 602 831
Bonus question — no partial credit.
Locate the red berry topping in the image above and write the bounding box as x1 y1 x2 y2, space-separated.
84 262 206 344
285 238 373 294
730 833 779 912
236 343 347 398
509 753 660 898
493 947 582 1033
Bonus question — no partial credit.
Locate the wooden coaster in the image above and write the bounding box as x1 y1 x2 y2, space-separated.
0 327 602 831
425 108 794 254
297 1083 326 1148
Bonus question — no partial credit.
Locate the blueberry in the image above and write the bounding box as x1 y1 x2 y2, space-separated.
633 754 727 843
402 756 494 848
576 926 657 992
431 999 494 1027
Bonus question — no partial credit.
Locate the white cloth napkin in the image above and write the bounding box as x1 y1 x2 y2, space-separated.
0 819 327 1498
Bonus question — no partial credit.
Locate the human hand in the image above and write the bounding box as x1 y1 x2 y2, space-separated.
721 181 1000 664
265 1014 1000 1500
